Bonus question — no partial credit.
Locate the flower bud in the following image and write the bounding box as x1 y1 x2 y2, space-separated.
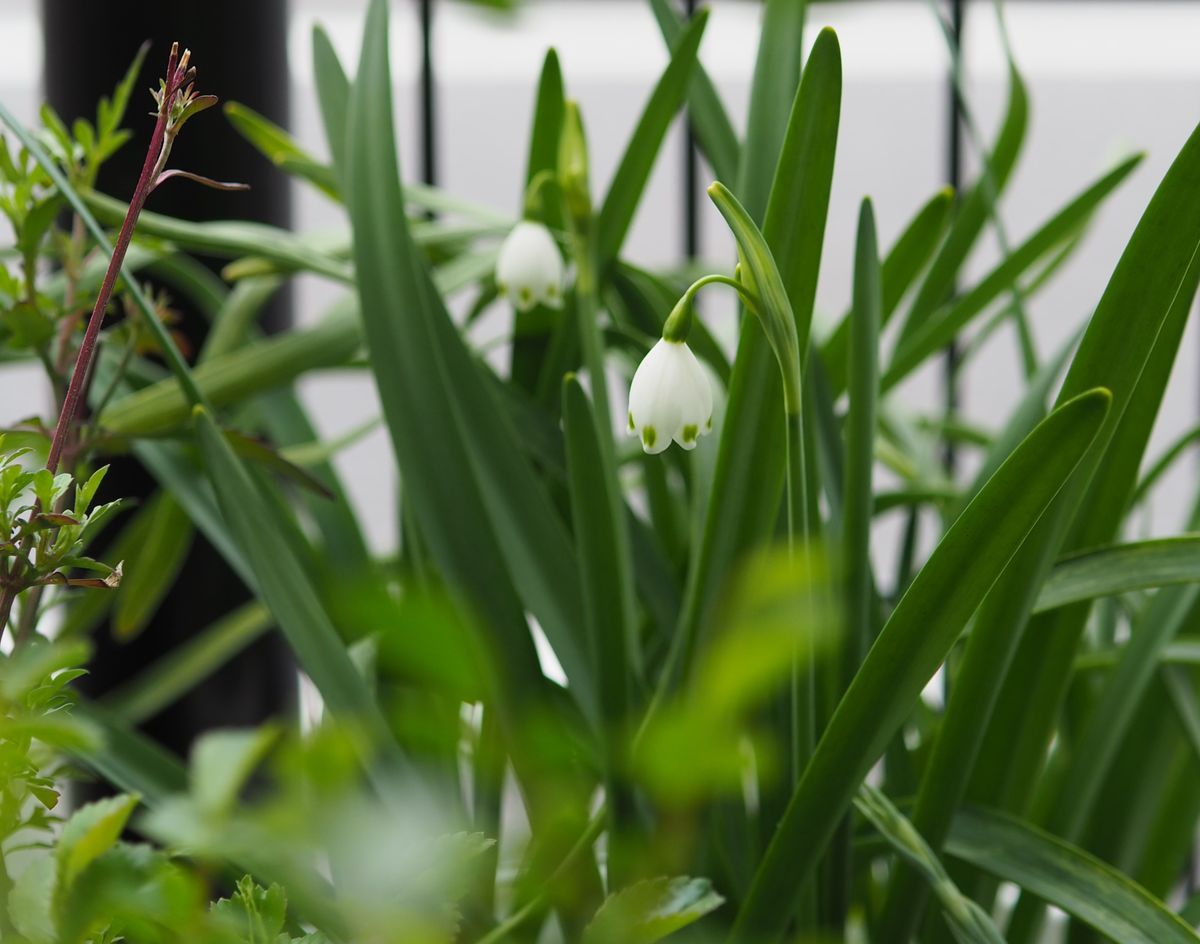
496 221 565 312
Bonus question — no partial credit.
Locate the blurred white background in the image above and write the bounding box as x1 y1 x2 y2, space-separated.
3 0 1200 575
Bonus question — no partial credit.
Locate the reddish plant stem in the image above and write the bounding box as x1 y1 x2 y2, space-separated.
0 46 188 641
45 65 182 474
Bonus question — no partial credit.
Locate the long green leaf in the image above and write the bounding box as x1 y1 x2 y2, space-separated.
972 125 1200 824
563 374 637 882
822 186 954 395
312 24 350 179
84 190 353 283
896 63 1028 344
111 490 193 640
1034 536 1200 613
736 0 806 221
670 27 840 688
646 0 739 184
193 406 400 767
103 602 272 725
345 0 594 722
842 199 881 679
944 807 1200 944
958 118 1200 940
563 375 635 733
101 302 360 437
883 155 1141 390
594 9 708 270
731 388 1111 944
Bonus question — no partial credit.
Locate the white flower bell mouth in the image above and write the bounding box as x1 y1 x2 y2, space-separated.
496 220 565 312
627 338 714 454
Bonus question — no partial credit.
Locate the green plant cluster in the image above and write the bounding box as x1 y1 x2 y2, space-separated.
2 0 1200 942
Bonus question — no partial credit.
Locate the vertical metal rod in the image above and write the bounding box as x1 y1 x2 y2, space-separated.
943 0 965 477
419 0 438 190
683 0 700 260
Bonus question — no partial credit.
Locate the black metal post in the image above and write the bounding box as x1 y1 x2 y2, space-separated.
42 0 296 766
683 0 700 261
419 0 438 190
944 0 965 476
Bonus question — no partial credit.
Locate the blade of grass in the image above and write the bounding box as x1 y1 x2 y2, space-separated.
193 406 402 771
562 374 638 885
101 301 361 437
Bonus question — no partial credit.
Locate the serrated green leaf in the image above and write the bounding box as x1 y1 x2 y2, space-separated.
583 876 724 944
56 793 140 892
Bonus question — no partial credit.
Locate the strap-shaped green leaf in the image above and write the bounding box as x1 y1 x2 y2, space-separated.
822 186 954 395
646 0 739 184
193 406 400 766
883 154 1141 390
594 9 708 270
736 0 807 221
312 24 350 181
842 199 882 679
1034 536 1200 613
345 0 595 722
732 387 1112 944
896 63 1028 345
667 28 841 691
945 807 1200 944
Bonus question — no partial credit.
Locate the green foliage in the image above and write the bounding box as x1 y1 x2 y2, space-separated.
3 4 1200 944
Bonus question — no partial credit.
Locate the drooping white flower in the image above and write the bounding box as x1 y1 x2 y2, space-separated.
627 338 714 454
496 221 564 312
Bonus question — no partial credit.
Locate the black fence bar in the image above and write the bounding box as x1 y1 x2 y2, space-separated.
683 0 700 260
420 0 438 189
943 0 965 477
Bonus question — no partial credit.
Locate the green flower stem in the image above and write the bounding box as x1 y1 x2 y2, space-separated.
663 273 761 342
569 222 614 448
474 809 606 944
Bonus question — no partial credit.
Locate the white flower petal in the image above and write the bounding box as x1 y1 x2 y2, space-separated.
496 221 564 312
628 338 713 454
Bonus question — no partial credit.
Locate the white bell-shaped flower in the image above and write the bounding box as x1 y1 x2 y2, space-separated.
627 339 713 454
496 220 564 312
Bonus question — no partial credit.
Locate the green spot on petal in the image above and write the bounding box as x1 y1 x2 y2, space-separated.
628 411 636 431
518 287 533 306
682 424 698 443
642 426 657 448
